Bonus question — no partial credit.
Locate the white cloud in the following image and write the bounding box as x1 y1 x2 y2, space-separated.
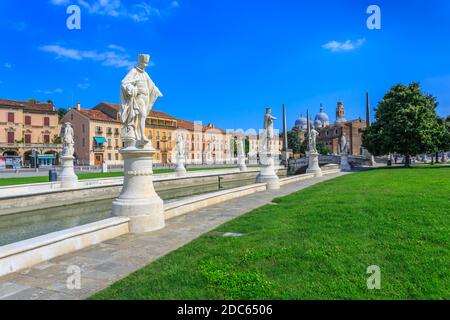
36 88 64 94
40 44 137 69
50 0 179 22
4 63 12 69
77 78 90 90
322 38 365 52
108 44 126 52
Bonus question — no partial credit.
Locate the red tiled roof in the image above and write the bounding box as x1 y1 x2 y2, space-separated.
177 119 195 131
0 98 56 113
95 102 177 121
78 109 121 123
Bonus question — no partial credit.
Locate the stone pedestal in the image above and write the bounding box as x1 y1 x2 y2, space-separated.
306 152 323 177
112 146 165 234
174 155 187 176
256 153 280 190
237 155 247 172
340 154 352 172
102 162 108 173
59 155 78 189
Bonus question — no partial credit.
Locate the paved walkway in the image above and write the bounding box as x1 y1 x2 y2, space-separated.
0 172 346 300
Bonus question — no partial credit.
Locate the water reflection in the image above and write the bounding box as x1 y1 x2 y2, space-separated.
0 179 255 246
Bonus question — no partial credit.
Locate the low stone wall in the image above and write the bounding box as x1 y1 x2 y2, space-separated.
0 170 318 278
0 217 129 278
0 168 287 216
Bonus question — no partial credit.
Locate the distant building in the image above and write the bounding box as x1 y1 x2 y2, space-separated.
0 99 62 167
63 103 123 166
292 100 367 156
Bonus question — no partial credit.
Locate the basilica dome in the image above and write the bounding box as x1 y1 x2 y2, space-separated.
294 115 308 131
314 105 330 128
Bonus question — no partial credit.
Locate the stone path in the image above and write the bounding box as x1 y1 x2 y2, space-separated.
0 172 346 300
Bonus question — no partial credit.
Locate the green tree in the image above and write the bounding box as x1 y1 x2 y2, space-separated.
287 131 302 153
431 116 450 162
317 141 332 155
52 135 62 145
362 82 444 166
57 108 68 121
28 98 39 103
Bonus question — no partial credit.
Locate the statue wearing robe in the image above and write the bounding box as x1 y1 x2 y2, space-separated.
340 134 348 155
120 54 163 147
309 128 319 154
176 133 185 157
63 123 74 156
261 108 277 153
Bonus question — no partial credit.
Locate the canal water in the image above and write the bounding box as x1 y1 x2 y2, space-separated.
0 179 256 247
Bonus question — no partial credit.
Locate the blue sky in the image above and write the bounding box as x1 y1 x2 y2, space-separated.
0 0 449 131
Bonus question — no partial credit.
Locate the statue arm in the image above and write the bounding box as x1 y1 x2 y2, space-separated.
121 69 138 98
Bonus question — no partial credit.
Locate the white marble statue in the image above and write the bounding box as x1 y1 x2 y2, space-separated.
339 133 349 155
120 54 163 147
63 123 74 156
237 136 245 156
176 133 185 157
261 108 277 153
308 128 319 154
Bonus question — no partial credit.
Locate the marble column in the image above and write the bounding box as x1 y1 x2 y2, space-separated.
306 151 323 177
256 152 280 189
112 145 165 233
174 154 187 176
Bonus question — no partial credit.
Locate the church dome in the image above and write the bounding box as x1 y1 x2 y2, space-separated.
294 115 308 130
314 104 330 127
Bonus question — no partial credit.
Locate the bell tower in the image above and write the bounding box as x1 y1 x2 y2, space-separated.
336 100 346 123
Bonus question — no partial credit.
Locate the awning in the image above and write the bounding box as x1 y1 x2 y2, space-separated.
94 137 108 144
37 155 57 159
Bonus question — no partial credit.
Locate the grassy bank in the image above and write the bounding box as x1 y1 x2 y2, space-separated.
91 166 450 300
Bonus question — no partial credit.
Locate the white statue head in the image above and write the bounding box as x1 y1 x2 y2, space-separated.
137 54 150 69
266 107 271 114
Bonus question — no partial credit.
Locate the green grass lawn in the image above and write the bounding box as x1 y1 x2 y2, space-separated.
0 167 234 187
91 166 450 300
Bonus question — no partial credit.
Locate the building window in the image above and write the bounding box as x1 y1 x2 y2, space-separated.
25 116 31 125
96 126 103 134
7 112 14 123
44 134 50 144
82 138 86 147
71 114 74 121
107 127 112 135
7 132 14 144
82 124 85 133
115 153 119 161
114 128 120 135
44 117 50 126
108 153 112 161
115 139 119 148
25 134 31 144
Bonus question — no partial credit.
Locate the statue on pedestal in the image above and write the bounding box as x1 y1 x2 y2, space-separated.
120 54 163 147
59 122 78 188
62 123 74 157
113 53 165 234
308 128 319 154
261 108 277 153
339 133 349 155
176 133 185 158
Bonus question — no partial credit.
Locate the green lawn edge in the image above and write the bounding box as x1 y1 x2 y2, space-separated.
90 166 450 300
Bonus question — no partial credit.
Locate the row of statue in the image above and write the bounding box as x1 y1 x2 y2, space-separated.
62 54 349 161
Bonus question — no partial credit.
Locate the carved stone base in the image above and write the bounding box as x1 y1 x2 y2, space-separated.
306 152 323 177
237 155 247 172
112 146 165 233
174 155 187 177
340 154 352 172
256 153 280 190
59 155 78 189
